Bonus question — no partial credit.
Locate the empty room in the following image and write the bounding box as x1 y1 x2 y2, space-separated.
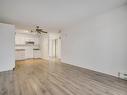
0 0 127 95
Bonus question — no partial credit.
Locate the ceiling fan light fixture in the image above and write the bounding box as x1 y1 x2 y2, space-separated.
31 26 48 34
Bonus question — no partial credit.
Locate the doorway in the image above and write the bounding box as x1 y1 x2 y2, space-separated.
52 39 58 58
48 33 61 60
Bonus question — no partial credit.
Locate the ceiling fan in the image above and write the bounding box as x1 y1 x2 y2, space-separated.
31 26 48 34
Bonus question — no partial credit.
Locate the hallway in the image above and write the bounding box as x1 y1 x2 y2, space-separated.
0 59 127 95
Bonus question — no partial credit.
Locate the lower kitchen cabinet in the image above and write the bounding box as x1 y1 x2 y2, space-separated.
25 46 33 59
15 48 41 60
15 49 25 60
33 49 41 58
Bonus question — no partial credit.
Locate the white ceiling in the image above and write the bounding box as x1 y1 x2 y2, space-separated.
0 0 127 31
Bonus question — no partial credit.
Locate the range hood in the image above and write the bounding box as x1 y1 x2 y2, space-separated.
26 41 34 45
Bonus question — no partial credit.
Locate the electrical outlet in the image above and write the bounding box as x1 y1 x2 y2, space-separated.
118 72 127 80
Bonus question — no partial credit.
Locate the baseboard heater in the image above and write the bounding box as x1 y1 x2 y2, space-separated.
118 72 127 80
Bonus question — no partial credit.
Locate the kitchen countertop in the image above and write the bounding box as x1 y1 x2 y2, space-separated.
16 49 25 51
33 49 40 50
16 49 40 51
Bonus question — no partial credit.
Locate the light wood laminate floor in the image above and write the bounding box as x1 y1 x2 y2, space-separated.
0 59 127 95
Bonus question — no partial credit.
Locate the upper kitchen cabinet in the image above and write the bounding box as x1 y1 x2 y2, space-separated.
15 31 40 46
26 37 34 42
15 36 25 45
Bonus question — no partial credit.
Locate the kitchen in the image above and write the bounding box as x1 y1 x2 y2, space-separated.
15 29 41 60
15 29 61 61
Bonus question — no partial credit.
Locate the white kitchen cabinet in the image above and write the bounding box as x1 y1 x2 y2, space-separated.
34 38 39 45
15 32 41 60
15 50 25 60
15 36 25 45
25 46 33 59
33 50 41 58
27 37 34 42
16 48 41 60
15 32 40 46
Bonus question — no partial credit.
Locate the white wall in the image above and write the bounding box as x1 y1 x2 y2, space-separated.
62 5 127 77
40 34 49 60
0 23 15 72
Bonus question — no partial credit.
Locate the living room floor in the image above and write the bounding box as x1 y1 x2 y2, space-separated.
0 59 127 95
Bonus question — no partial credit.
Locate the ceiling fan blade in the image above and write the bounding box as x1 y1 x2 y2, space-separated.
41 30 47 33
36 28 42 32
31 26 48 34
